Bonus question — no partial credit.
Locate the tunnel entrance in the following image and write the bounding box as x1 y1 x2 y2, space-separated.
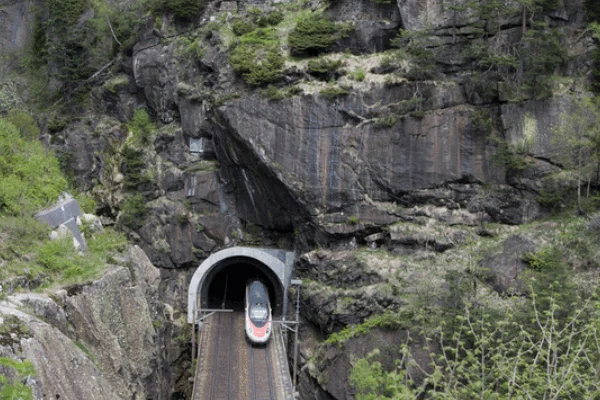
204 257 280 313
188 247 294 324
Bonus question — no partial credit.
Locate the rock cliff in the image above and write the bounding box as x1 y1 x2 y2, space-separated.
0 0 597 398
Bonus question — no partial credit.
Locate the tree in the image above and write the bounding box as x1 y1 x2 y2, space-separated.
552 97 600 214
351 289 600 399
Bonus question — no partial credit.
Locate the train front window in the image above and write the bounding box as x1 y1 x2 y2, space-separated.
250 303 267 321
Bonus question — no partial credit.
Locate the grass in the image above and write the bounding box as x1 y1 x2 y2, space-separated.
0 214 128 288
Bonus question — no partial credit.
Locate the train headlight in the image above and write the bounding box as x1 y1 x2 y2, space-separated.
247 326 253 335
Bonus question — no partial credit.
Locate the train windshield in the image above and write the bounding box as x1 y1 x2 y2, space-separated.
250 303 268 321
248 281 270 327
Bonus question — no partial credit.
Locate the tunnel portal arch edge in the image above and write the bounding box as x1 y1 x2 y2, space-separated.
187 247 294 324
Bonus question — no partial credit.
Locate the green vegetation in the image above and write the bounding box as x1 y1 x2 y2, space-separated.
0 116 127 286
326 312 408 346
119 193 148 229
127 109 155 146
346 216 360 225
491 137 528 173
0 118 67 215
373 115 397 129
0 357 35 400
587 0 600 22
4 110 40 141
537 175 567 211
349 67 366 82
74 340 95 361
288 14 350 56
261 85 303 101
319 86 349 100
121 145 153 191
351 288 600 399
232 20 256 36
307 58 344 81
389 29 437 80
152 0 204 22
552 96 600 214
229 28 284 86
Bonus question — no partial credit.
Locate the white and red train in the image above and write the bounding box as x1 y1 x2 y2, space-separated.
245 280 272 344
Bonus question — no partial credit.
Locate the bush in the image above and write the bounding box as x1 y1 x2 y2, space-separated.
127 108 154 146
265 10 284 26
121 145 152 191
319 86 349 100
289 14 350 56
5 110 40 140
232 20 255 36
374 115 397 129
537 177 565 211
350 67 366 81
119 193 148 229
153 0 204 21
262 85 286 101
307 58 344 81
229 28 284 86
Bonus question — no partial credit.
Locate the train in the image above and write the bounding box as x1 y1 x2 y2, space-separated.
245 280 272 344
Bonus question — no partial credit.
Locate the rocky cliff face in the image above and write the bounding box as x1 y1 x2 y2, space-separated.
0 246 190 399
0 0 596 398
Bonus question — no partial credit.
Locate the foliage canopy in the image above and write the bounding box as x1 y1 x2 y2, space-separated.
288 14 350 56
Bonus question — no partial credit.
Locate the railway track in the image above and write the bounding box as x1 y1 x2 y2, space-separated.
248 339 276 400
192 312 288 400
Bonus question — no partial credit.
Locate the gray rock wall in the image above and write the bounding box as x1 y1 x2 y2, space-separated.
0 246 182 400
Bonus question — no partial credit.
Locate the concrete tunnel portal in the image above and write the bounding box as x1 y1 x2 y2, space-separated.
188 247 295 324
204 256 282 314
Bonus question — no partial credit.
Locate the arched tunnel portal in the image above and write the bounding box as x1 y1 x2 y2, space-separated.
188 247 295 323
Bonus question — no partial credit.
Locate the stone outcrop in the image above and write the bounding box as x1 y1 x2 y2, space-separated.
0 246 186 400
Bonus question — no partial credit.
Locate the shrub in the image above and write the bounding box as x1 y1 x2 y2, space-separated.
288 14 350 56
232 20 255 36
491 137 528 172
265 10 284 26
127 108 154 146
350 67 366 82
347 216 360 225
229 28 284 86
536 177 565 211
153 0 204 21
374 115 397 129
319 86 349 100
262 85 286 101
121 145 153 191
119 193 148 229
307 58 344 81
5 110 40 140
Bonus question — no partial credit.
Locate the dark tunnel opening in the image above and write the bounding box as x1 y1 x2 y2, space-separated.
201 257 283 316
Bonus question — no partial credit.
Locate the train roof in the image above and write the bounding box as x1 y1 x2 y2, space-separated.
248 280 268 305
